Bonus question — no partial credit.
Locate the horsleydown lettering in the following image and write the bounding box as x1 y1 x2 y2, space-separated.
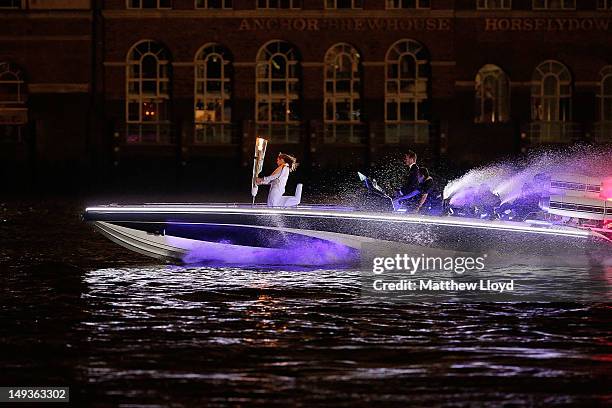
485 18 611 32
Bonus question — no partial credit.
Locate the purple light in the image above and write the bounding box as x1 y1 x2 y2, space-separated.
179 237 358 266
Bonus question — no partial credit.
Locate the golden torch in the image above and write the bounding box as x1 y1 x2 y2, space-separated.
251 137 268 205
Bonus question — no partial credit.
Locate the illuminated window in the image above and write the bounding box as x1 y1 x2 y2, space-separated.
325 0 362 9
477 0 511 9
531 60 572 122
194 43 232 143
0 0 22 8
386 0 429 8
532 0 574 10
0 62 27 143
196 0 232 8
126 40 171 144
475 64 510 123
257 0 301 8
598 0 612 10
127 0 172 9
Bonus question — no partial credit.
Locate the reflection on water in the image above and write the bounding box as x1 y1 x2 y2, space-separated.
70 266 612 406
1 200 611 406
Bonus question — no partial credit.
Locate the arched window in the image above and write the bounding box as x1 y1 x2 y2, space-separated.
324 43 361 123
0 62 25 104
531 60 571 122
0 62 27 143
126 40 171 144
598 66 612 122
385 39 429 143
596 66 612 141
324 43 362 143
256 40 300 142
194 43 232 143
475 64 510 123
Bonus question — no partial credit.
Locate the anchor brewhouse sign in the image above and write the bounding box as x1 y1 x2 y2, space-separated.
237 17 611 33
238 18 452 32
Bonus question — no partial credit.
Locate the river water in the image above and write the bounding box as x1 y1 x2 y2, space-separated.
1 200 611 407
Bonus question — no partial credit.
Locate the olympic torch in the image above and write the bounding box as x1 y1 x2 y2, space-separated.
251 137 268 205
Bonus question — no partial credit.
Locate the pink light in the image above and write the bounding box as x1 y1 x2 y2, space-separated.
602 178 612 200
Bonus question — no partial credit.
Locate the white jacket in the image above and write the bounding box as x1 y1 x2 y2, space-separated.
262 164 290 207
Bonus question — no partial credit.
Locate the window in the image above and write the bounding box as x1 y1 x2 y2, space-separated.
595 66 612 141
385 39 430 143
127 0 172 9
324 43 361 124
326 0 362 9
529 60 574 143
532 0 574 10
598 0 612 10
194 44 232 143
531 60 571 122
257 0 301 8
386 0 429 8
475 64 510 123
126 40 171 144
256 41 300 143
324 43 363 143
0 0 22 8
256 41 300 124
0 62 27 144
599 66 612 122
477 0 511 9
0 62 25 104
196 0 232 8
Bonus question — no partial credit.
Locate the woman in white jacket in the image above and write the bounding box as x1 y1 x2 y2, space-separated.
256 153 298 207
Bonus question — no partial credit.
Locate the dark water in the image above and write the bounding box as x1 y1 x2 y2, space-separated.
1 200 611 407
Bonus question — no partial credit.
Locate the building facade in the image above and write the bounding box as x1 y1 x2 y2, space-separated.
1 0 612 187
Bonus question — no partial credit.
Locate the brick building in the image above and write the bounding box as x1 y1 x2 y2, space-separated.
1 0 611 188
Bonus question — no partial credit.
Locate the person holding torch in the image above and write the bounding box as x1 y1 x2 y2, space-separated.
256 153 298 207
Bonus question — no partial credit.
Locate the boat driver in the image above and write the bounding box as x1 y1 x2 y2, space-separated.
392 150 420 210
414 167 434 214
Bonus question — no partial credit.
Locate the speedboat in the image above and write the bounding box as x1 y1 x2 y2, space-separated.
84 143 612 266
83 201 612 266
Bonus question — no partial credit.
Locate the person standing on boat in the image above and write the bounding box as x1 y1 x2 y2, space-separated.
414 167 434 214
256 153 298 207
392 150 420 210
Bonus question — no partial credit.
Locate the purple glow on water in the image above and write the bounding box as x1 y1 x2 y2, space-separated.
180 238 359 267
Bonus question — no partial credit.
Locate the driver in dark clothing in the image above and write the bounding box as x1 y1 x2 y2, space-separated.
393 150 420 210
399 150 419 197
415 167 434 214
